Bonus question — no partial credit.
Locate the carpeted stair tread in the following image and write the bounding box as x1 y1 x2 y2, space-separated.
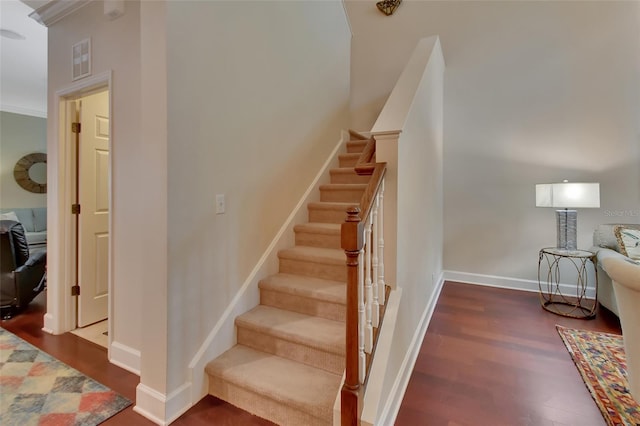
259 273 346 321
294 222 341 249
236 305 345 355
319 183 367 203
329 168 371 184
259 273 346 304
319 183 368 191
278 246 345 265
307 201 356 211
294 222 341 235
238 303 344 343
279 246 346 281
206 345 341 422
338 153 360 167
346 140 368 153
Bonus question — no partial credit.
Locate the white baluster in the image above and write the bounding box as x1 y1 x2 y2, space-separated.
378 179 386 306
364 218 373 354
358 248 366 384
371 193 380 328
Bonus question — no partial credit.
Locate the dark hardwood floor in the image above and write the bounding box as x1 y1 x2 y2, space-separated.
396 281 621 426
2 281 620 425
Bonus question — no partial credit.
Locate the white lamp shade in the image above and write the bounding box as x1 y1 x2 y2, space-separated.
536 182 600 208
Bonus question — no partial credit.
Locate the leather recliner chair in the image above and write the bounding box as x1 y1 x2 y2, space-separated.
0 220 46 319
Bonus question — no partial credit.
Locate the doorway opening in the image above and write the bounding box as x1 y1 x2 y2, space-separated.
66 88 110 349
47 71 113 354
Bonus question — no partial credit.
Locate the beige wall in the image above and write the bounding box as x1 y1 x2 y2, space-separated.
346 1 640 285
0 111 47 208
138 0 169 408
165 0 351 394
47 0 143 362
46 1 352 420
367 37 444 422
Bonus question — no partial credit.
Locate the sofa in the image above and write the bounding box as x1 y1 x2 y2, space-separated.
601 256 640 400
590 223 640 317
0 207 46 249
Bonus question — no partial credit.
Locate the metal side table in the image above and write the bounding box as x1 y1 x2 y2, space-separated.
538 248 598 319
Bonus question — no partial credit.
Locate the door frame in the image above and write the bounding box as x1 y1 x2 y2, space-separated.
45 70 113 354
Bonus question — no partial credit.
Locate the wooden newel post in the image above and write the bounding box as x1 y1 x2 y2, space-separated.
342 207 363 426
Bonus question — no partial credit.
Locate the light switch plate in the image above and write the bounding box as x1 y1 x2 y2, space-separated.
216 194 225 214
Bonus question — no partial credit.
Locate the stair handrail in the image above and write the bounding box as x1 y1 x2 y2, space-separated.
341 134 387 425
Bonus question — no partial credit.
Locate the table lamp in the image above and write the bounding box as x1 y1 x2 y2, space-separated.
535 180 600 251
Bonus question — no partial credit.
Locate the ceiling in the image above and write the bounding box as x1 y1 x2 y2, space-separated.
1 0 48 117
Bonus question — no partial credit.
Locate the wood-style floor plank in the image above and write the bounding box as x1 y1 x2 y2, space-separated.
2 282 621 425
395 281 621 426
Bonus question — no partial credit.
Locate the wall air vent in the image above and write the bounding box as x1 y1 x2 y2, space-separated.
72 38 91 81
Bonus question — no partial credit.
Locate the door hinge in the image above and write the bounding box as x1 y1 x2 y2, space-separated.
71 122 81 133
72 204 81 214
71 285 80 296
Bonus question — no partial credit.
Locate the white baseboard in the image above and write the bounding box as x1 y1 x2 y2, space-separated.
42 313 56 334
134 384 166 425
187 132 347 404
376 271 445 425
166 383 192 424
443 270 596 299
109 340 141 376
134 382 192 426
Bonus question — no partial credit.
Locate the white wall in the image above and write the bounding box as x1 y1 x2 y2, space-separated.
45 1 352 422
368 37 444 423
135 2 172 421
346 0 640 287
0 111 47 208
46 0 143 365
165 0 351 399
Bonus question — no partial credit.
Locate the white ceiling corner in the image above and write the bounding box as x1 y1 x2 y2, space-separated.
26 0 91 27
0 0 48 117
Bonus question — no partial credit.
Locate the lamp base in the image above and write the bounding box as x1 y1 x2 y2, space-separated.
556 209 577 250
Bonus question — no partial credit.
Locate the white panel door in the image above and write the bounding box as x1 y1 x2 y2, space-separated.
77 89 110 327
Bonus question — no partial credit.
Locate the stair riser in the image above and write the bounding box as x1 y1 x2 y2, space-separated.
279 258 346 282
295 231 341 249
308 207 349 224
330 171 371 185
320 188 364 203
339 155 359 168
346 141 367 153
260 289 345 322
237 327 345 375
208 377 330 426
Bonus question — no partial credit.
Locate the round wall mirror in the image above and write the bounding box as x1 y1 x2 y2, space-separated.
14 153 47 193
28 162 47 184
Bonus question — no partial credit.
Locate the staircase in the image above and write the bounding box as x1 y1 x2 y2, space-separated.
205 137 370 425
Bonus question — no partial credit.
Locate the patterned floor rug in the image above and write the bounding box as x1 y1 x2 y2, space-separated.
0 327 131 426
557 325 640 426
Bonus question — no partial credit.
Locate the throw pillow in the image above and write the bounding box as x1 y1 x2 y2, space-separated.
0 211 19 222
614 225 640 261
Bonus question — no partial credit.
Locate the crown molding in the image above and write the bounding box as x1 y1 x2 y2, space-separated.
1 104 47 118
28 0 91 27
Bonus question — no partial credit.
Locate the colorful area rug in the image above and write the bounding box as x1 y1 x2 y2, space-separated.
557 325 640 426
0 327 131 425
